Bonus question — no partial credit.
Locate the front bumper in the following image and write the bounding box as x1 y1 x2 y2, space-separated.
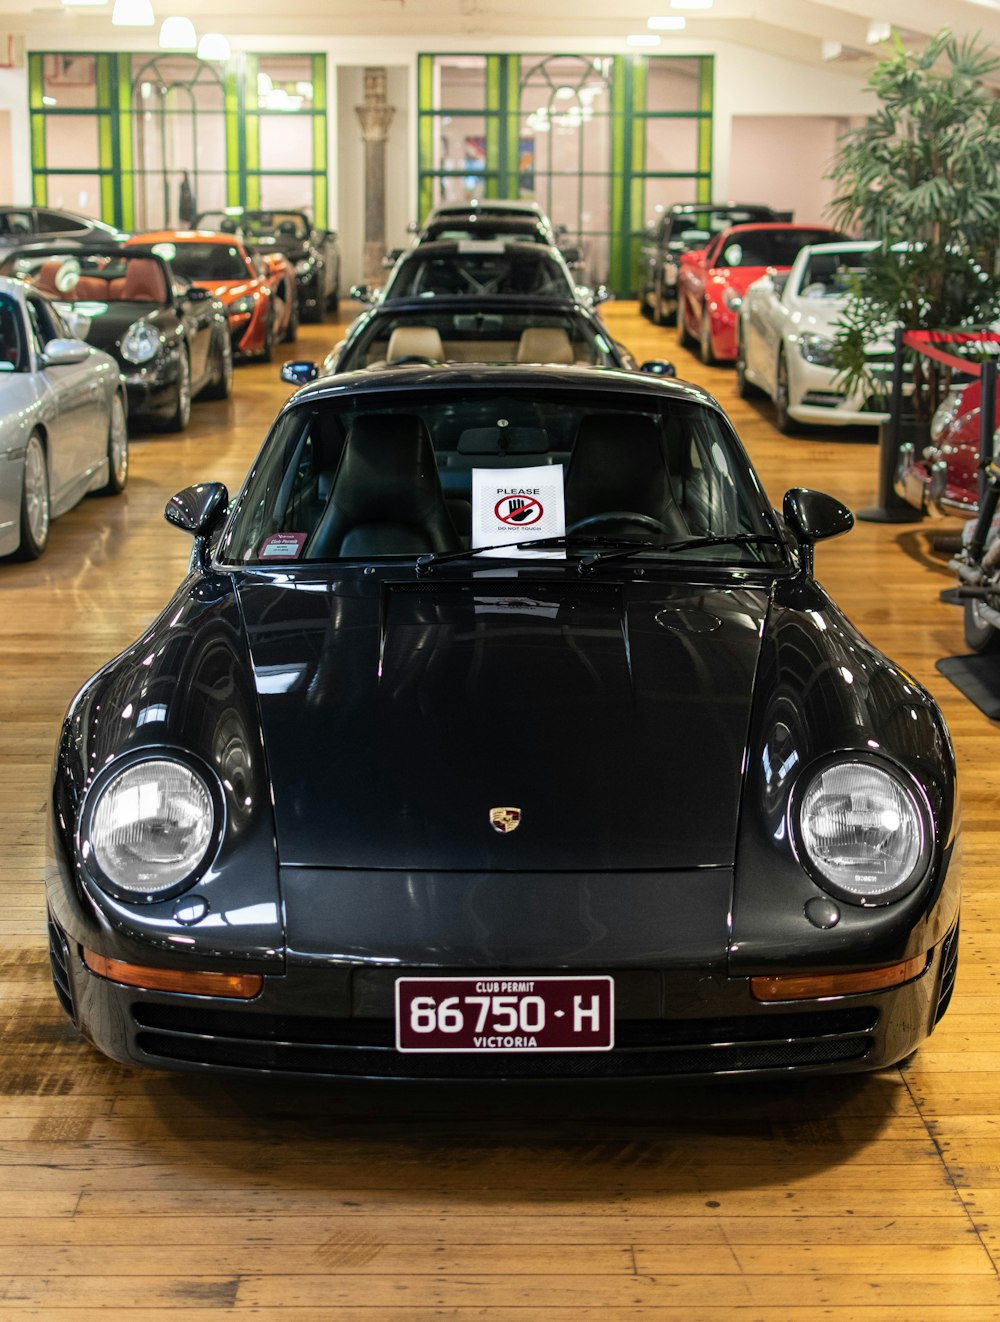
788 356 898 427
49 913 958 1081
122 362 179 420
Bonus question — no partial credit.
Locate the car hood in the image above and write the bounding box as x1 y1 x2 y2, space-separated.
237 571 770 871
711 266 789 296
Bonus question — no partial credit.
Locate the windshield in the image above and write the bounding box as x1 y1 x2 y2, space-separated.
0 251 170 304
385 248 572 300
795 250 875 300
715 228 841 269
218 385 783 569
671 208 773 243
198 211 309 241
423 221 549 245
339 308 620 371
155 242 249 281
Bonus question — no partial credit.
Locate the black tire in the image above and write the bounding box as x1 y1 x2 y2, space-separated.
651 274 664 326
302 280 323 324
283 295 299 344
677 293 694 348
14 431 50 560
734 332 761 399
964 596 1000 654
774 349 794 435
163 350 192 432
201 333 233 401
639 285 652 319
700 309 717 366
97 393 128 495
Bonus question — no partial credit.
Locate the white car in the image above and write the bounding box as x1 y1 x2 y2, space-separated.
0 275 126 560
735 240 896 432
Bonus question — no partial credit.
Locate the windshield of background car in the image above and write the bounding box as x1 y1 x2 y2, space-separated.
797 252 875 299
218 386 784 568
154 243 249 281
671 209 773 244
385 247 572 299
0 251 171 304
423 221 550 245
0 294 24 372
714 229 841 269
231 212 309 241
338 309 621 371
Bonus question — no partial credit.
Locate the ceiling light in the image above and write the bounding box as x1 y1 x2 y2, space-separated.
866 21 892 43
159 16 197 49
197 32 230 61
257 71 273 98
627 33 662 46
671 0 713 8
113 0 154 23
648 15 687 28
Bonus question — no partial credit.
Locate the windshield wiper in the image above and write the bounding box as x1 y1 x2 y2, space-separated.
578 532 785 573
415 535 650 574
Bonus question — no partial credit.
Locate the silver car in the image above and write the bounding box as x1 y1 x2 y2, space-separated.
0 275 127 560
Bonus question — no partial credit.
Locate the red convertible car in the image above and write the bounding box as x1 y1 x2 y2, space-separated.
895 379 998 518
128 230 297 362
677 223 844 365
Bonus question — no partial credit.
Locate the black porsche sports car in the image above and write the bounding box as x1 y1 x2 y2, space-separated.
48 365 960 1080
0 244 231 430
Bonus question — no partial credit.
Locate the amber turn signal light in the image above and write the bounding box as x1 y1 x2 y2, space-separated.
751 952 928 1002
83 948 263 999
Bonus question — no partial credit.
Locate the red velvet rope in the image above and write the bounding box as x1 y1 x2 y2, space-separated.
902 329 1000 377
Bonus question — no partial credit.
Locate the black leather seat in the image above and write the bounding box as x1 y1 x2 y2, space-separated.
563 413 688 537
307 413 460 557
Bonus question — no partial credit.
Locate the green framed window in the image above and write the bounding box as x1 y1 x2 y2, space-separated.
242 54 329 228
417 51 713 295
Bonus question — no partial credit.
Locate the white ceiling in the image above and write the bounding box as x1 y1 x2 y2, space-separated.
5 0 1000 77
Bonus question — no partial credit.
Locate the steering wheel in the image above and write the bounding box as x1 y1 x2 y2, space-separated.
389 355 440 366
567 511 674 537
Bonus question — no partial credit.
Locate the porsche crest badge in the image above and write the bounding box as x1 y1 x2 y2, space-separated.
490 807 522 834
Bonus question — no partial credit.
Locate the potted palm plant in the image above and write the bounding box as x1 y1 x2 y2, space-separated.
829 29 1000 434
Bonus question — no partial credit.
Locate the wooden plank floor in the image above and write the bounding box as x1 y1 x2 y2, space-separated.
1 301 999 1319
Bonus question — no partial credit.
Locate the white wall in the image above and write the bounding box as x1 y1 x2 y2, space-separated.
728 116 849 226
0 67 30 204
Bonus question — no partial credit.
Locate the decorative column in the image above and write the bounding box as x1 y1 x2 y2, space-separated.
355 67 396 285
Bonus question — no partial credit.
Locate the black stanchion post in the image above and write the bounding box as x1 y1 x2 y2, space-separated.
977 360 998 513
858 325 924 523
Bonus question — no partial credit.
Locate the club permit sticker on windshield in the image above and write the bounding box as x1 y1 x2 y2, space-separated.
259 532 307 559
471 464 565 557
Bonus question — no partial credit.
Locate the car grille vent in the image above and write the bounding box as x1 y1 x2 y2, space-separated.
131 1006 877 1079
935 922 959 1024
47 920 76 1025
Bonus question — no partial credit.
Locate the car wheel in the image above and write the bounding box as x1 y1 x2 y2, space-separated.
98 393 128 496
164 350 192 432
964 596 1000 654
284 295 299 344
260 313 274 363
700 310 717 366
651 274 664 326
774 349 794 435
15 432 50 560
202 333 233 401
303 282 323 324
734 332 761 399
677 294 694 348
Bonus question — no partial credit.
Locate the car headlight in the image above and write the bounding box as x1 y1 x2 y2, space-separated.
723 289 742 311
229 295 256 318
121 322 159 365
295 259 314 277
82 757 218 899
794 760 930 905
799 334 836 366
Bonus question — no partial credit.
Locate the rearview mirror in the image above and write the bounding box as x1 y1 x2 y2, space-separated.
165 482 229 537
281 360 319 386
40 338 90 368
640 360 677 377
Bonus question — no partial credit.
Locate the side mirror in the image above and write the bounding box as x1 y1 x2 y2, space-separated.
182 285 212 303
592 284 612 305
406 221 419 234
559 245 582 265
165 482 229 537
281 360 319 386
350 283 374 304
782 488 853 575
40 338 90 368
640 360 677 377
382 248 403 268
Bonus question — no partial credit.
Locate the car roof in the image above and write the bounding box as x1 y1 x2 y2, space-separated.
285 361 719 412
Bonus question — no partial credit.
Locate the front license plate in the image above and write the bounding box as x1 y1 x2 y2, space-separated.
395 976 614 1053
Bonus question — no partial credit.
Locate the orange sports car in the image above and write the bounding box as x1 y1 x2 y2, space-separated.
127 230 297 361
